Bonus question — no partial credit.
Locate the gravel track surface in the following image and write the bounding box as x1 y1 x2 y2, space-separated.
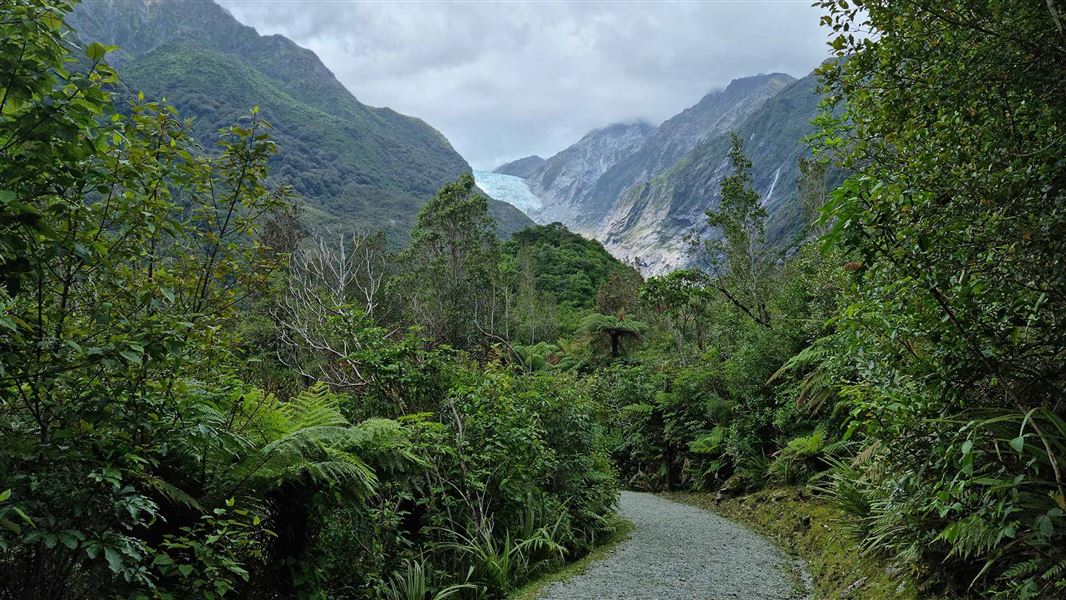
537 491 810 600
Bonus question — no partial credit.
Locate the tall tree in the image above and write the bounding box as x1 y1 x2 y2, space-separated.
697 133 775 327
398 173 503 349
0 1 290 594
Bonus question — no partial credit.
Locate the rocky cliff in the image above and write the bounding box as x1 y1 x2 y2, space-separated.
526 121 655 233
601 71 827 274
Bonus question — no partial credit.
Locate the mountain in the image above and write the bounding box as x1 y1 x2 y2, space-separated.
600 71 831 274
526 121 655 233
587 73 796 224
493 156 545 178
68 0 532 243
522 74 795 238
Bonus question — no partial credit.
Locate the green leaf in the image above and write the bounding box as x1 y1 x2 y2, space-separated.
103 547 123 573
1034 514 1053 537
85 42 110 61
119 350 142 365
59 532 78 549
1009 436 1025 453
12 507 33 526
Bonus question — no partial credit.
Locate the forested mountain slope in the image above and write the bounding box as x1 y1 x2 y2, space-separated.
505 223 639 310
68 0 532 242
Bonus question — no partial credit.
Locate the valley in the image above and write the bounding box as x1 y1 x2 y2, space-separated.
2 1 1062 600
487 72 828 274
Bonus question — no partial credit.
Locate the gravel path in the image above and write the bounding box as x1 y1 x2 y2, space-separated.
538 491 810 600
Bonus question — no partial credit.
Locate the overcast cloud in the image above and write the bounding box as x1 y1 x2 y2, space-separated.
217 0 831 169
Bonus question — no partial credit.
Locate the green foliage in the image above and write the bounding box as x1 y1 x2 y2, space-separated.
0 3 300 594
11 1 1062 598
398 174 505 350
504 223 635 311
767 428 835 485
695 132 774 327
381 559 474 600
580 313 647 358
640 269 716 355
442 520 564 597
0 5 622 599
149 500 261 600
809 1 1066 596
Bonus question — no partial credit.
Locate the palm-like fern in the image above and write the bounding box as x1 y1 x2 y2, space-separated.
173 383 419 507
225 383 422 498
769 338 836 413
580 313 646 357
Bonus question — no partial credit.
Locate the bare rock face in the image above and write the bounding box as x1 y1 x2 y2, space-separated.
526 122 655 234
492 155 545 179
518 72 818 272
588 73 796 226
601 72 831 274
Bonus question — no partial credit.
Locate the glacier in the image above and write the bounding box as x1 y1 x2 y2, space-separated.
473 170 543 215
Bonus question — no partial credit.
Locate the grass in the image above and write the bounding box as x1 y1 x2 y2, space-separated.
665 487 941 600
509 516 635 600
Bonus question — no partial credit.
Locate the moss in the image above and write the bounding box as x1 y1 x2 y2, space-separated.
509 517 635 600
666 488 943 600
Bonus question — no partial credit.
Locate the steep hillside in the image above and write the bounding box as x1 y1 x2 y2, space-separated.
505 223 638 310
493 155 545 178
588 73 796 225
601 71 830 273
522 74 795 241
69 0 532 242
526 121 655 233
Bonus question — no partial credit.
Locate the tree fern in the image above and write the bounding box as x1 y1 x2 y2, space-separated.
208 383 419 501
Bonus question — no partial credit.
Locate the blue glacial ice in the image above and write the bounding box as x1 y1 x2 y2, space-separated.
473 170 543 215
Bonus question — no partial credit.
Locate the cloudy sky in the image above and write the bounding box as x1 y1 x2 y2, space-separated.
217 0 831 170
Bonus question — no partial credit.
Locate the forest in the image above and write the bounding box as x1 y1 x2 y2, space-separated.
0 0 1063 599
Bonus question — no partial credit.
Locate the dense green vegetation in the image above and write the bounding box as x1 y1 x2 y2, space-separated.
1 1 1063 599
0 4 611 598
504 223 639 311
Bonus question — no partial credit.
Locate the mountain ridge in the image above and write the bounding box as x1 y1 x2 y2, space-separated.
602 70 832 273
521 73 797 240
493 155 545 178
69 0 533 242
586 72 796 226
525 121 656 233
